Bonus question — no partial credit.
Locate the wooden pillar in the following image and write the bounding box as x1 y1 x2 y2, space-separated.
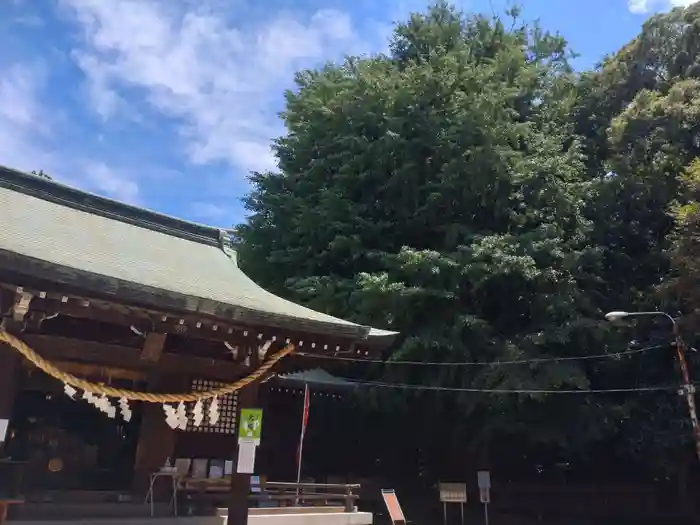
0 345 19 455
132 333 172 492
132 374 178 493
227 346 260 525
0 290 26 436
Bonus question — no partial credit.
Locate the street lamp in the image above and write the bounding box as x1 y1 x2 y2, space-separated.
604 310 676 325
605 310 700 460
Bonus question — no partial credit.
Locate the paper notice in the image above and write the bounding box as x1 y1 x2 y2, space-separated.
0 419 8 442
236 440 257 474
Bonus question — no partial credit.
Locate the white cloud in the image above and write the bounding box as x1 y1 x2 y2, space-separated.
0 64 56 173
83 161 140 204
1 0 407 218
628 0 651 13
628 0 696 13
189 202 228 219
0 63 141 203
59 0 371 175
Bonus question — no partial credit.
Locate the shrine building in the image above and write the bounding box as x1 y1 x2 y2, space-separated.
0 165 396 516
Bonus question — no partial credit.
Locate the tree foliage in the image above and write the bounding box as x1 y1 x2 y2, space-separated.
237 2 700 476
577 4 700 467
31 169 52 180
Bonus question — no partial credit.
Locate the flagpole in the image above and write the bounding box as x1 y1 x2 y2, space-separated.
295 384 310 505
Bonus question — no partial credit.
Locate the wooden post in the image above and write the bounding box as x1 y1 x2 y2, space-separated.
132 334 171 492
0 347 19 455
227 346 260 525
344 485 354 512
132 373 178 493
0 350 18 416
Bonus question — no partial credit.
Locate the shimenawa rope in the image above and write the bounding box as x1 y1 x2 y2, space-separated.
0 329 294 403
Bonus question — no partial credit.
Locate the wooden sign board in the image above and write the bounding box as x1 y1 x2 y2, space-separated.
477 470 491 489
477 470 491 505
479 487 490 504
381 489 406 525
439 483 467 503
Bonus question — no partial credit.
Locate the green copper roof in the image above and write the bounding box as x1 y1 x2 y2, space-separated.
0 165 397 344
275 368 355 389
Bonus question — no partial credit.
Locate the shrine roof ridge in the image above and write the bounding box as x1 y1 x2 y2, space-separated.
0 165 398 345
0 165 223 247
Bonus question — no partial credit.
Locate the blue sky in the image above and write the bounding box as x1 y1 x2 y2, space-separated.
0 0 692 227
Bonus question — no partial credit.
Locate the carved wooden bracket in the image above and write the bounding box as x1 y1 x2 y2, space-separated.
224 340 239 360
258 339 272 361
12 290 33 322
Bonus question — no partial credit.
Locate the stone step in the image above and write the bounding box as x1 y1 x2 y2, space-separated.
24 490 136 504
12 501 174 521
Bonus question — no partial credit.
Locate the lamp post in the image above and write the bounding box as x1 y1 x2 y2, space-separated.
605 311 700 460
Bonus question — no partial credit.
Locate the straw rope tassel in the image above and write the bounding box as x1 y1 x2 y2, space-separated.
0 329 294 403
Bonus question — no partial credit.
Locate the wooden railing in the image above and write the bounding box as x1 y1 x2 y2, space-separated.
259 482 360 512
179 478 361 513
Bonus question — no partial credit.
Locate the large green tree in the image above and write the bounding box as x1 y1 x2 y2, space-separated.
237 0 700 483
574 2 700 312
238 3 619 461
571 2 700 476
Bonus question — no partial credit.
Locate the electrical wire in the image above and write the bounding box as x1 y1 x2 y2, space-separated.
330 378 682 394
295 344 665 367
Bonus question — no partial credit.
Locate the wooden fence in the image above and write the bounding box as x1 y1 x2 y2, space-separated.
179 478 360 513
353 478 693 524
418 481 696 524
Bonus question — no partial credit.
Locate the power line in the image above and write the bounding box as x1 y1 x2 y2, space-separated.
331 378 681 395
295 344 665 367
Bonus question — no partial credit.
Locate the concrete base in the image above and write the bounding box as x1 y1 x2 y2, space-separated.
16 511 373 525
227 507 357 516
249 511 372 525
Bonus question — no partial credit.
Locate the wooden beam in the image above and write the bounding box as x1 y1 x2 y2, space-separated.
17 334 248 382
51 361 146 382
0 282 370 355
31 297 251 344
20 334 143 367
141 332 166 362
0 286 252 342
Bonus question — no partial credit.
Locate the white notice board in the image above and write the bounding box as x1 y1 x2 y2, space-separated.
477 470 491 489
439 483 467 503
0 419 8 443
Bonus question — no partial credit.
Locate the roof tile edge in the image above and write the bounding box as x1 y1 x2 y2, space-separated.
214 231 399 342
